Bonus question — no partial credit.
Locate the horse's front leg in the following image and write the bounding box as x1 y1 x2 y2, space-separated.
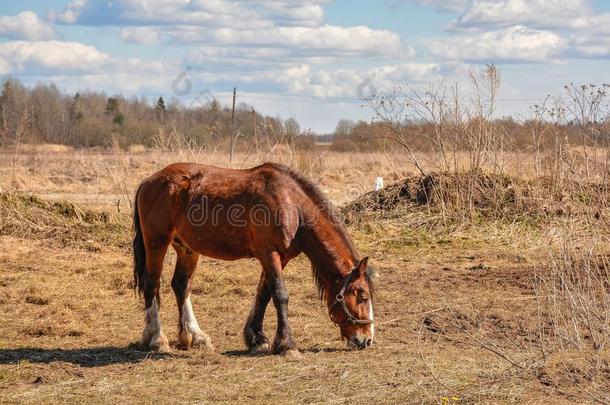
260 251 298 356
243 271 272 353
171 243 214 351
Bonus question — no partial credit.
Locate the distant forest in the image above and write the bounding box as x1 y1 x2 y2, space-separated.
0 78 312 150
1 77 609 153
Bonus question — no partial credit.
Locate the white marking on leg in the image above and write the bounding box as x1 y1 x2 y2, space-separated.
142 297 162 344
181 294 213 349
182 294 203 335
369 301 375 340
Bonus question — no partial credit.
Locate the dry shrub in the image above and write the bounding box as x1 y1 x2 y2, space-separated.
522 233 610 403
534 239 610 352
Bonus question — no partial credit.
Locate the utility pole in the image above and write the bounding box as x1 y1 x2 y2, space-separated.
230 87 237 167
251 107 258 156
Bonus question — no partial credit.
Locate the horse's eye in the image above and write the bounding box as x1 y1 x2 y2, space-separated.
360 291 370 301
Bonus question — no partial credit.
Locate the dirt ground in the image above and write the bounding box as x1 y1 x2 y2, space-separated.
0 149 608 404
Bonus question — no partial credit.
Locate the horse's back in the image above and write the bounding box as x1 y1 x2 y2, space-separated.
136 163 304 260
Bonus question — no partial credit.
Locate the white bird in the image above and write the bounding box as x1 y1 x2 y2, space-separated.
373 177 384 192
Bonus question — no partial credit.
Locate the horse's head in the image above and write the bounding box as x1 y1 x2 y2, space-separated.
328 257 376 349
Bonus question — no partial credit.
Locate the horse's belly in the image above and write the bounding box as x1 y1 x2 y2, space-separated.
177 224 253 260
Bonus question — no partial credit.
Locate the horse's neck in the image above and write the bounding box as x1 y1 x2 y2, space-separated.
298 217 356 279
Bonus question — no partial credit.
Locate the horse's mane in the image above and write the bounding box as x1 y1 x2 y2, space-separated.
262 162 358 256
261 163 370 300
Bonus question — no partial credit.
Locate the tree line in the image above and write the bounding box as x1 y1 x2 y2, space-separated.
1 75 609 156
0 78 314 150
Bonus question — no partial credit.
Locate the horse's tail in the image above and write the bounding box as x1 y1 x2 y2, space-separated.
133 185 146 297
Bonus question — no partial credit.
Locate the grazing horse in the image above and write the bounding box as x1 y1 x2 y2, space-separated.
133 162 375 355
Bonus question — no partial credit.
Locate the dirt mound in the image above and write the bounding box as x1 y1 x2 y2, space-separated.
342 171 610 223
0 192 128 250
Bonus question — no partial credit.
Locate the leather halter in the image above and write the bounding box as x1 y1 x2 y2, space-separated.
329 269 374 326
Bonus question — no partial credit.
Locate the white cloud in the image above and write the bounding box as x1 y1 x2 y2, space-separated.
48 0 87 24
570 12 610 35
428 25 566 62
414 0 610 64
416 0 610 38
252 1 328 27
569 34 610 58
120 0 267 28
185 47 294 72
0 40 168 75
43 72 173 95
50 0 329 28
0 41 106 74
60 1 408 59
456 0 586 29
276 62 466 98
410 0 593 30
0 11 55 41
120 27 161 45
121 24 409 58
413 0 473 12
202 25 404 56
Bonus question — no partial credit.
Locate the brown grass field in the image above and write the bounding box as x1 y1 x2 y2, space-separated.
0 147 609 404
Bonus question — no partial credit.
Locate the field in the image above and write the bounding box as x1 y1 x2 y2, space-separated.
0 147 609 404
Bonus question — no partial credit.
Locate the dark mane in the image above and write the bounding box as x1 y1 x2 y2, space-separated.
262 162 358 257
262 162 372 300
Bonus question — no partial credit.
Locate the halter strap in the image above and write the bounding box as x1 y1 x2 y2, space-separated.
330 270 374 326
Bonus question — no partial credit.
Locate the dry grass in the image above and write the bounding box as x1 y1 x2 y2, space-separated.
1 147 609 404
0 147 408 209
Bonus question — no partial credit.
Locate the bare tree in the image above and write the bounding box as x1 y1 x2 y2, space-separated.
368 64 504 175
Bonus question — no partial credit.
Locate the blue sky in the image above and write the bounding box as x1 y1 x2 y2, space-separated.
1 0 609 132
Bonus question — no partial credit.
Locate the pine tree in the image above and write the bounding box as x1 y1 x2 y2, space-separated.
156 96 166 112
106 97 119 115
155 96 166 121
69 92 84 122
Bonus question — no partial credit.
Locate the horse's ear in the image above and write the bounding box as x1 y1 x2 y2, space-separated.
356 257 369 276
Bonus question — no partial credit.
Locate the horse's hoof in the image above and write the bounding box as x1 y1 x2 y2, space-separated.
192 333 214 351
249 342 270 355
281 349 302 360
149 342 171 353
177 329 192 350
149 334 171 353
149 341 171 353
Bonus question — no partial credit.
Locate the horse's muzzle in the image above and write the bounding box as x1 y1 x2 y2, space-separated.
348 336 373 350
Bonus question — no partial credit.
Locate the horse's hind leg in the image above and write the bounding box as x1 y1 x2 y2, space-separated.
140 237 171 352
171 240 213 351
243 271 272 353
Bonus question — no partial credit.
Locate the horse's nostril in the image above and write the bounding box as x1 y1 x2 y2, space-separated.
365 338 372 347
349 337 367 349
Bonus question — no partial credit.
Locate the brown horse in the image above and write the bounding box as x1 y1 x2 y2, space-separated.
133 162 375 355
